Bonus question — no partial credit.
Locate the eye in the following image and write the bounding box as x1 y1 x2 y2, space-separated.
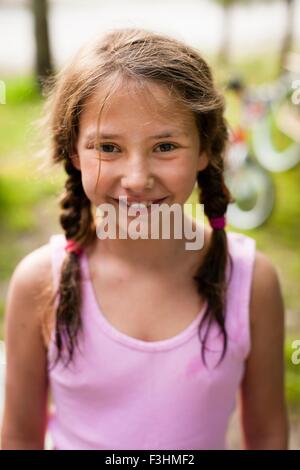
154 143 177 152
97 144 120 153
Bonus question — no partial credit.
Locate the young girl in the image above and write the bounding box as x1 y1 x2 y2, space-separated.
1 28 288 450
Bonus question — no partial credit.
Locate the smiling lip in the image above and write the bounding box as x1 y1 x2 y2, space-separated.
112 197 168 205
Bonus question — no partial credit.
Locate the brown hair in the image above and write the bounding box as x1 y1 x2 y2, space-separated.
42 28 234 369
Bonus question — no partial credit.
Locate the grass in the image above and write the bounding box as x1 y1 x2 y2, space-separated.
211 51 281 87
0 172 57 233
285 336 300 412
0 76 41 166
0 64 300 408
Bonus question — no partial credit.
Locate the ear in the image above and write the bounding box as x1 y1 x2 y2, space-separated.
197 151 209 172
70 154 81 171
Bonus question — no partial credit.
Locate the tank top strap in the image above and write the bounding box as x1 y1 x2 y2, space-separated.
226 231 257 359
48 233 90 307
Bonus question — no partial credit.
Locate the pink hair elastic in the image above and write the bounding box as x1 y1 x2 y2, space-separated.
209 215 226 230
64 240 83 256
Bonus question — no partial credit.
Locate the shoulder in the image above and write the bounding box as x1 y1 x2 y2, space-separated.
5 243 54 348
239 250 288 448
2 244 56 448
252 250 281 290
9 242 53 295
249 250 284 329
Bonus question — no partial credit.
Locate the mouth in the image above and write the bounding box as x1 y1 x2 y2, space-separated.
111 197 169 212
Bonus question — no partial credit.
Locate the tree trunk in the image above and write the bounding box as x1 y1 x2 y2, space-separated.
32 0 53 91
218 4 233 65
279 0 295 73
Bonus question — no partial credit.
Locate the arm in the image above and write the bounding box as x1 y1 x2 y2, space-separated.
239 251 289 450
1 246 53 450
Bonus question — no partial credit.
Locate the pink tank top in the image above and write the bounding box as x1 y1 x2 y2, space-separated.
46 231 256 450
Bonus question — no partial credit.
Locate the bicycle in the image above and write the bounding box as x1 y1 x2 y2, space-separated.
223 61 300 230
224 126 275 230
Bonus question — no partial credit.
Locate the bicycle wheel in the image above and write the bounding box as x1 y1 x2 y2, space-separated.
252 112 300 172
225 160 275 230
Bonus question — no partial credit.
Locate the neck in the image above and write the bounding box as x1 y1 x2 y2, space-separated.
91 213 205 270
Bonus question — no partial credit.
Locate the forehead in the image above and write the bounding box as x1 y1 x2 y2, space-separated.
79 77 196 134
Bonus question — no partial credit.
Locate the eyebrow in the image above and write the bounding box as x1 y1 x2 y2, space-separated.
84 130 188 141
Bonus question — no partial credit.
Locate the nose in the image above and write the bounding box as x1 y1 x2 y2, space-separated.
121 156 154 193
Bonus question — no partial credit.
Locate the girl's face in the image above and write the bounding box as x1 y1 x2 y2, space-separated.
72 79 208 210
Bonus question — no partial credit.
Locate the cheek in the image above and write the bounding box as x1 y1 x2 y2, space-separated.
79 159 104 204
166 157 198 197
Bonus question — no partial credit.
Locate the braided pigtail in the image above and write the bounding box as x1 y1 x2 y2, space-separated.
51 158 96 369
193 112 235 366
